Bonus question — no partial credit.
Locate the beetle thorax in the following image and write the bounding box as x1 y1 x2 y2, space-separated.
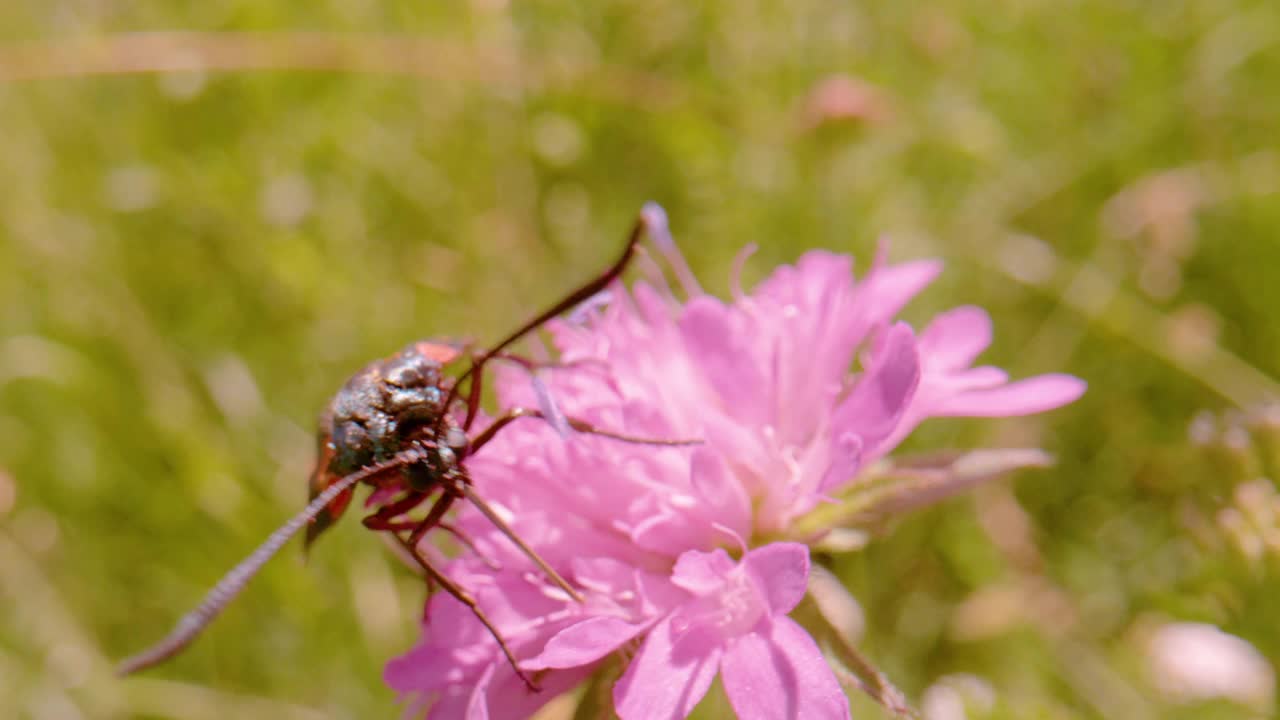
325 344 462 484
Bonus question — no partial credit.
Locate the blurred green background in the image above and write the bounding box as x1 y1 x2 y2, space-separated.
1 2 1278 719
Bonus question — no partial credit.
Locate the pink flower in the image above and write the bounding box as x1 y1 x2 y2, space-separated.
611 544 848 720
385 206 1085 718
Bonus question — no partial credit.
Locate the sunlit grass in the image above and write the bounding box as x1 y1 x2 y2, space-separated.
1 2 1277 718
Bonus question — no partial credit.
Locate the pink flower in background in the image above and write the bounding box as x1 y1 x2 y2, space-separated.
386 206 1085 718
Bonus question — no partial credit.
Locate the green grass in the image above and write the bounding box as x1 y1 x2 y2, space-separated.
1 2 1278 718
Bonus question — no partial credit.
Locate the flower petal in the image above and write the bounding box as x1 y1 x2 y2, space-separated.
689 446 752 540
753 251 850 308
465 663 496 720
522 615 651 670
721 617 850 720
680 296 769 424
461 659 595 720
856 256 943 325
830 322 920 458
631 508 712 557
614 616 723 720
671 548 736 595
818 430 864 495
933 374 1086 417
742 543 810 616
918 306 993 370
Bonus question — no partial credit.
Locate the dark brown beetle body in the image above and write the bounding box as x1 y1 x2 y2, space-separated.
305 341 468 547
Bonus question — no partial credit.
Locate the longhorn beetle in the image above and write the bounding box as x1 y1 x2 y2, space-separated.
118 205 694 689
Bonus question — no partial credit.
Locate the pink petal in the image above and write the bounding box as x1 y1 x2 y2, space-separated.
386 574 574 694
571 556 636 592
742 543 810 616
721 617 850 720
689 447 752 539
918 306 993 370
386 594 491 693
818 430 864 494
680 297 769 424
630 510 702 556
856 257 943 324
423 691 470 720
753 252 850 307
671 548 736 594
946 365 1010 390
465 663 496 720
831 323 920 454
933 374 1086 417
702 411 770 489
385 642 453 694
462 659 595 720
636 567 695 616
633 281 677 328
793 252 855 316
614 616 723 720
522 616 651 670
796 249 854 280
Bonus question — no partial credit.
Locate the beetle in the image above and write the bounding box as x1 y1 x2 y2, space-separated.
117 206 693 689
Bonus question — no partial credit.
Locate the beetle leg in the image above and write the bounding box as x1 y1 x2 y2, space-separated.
487 352 609 375
366 497 502 571
467 406 701 455
364 492 445 588
405 491 457 546
461 361 485 432
378 532 430 579
437 522 501 571
361 490 432 531
449 480 583 603
391 530 539 693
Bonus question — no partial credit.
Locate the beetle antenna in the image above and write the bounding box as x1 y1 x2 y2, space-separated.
117 448 426 675
445 210 652 416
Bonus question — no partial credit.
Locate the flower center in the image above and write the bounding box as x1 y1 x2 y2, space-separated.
671 571 766 640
